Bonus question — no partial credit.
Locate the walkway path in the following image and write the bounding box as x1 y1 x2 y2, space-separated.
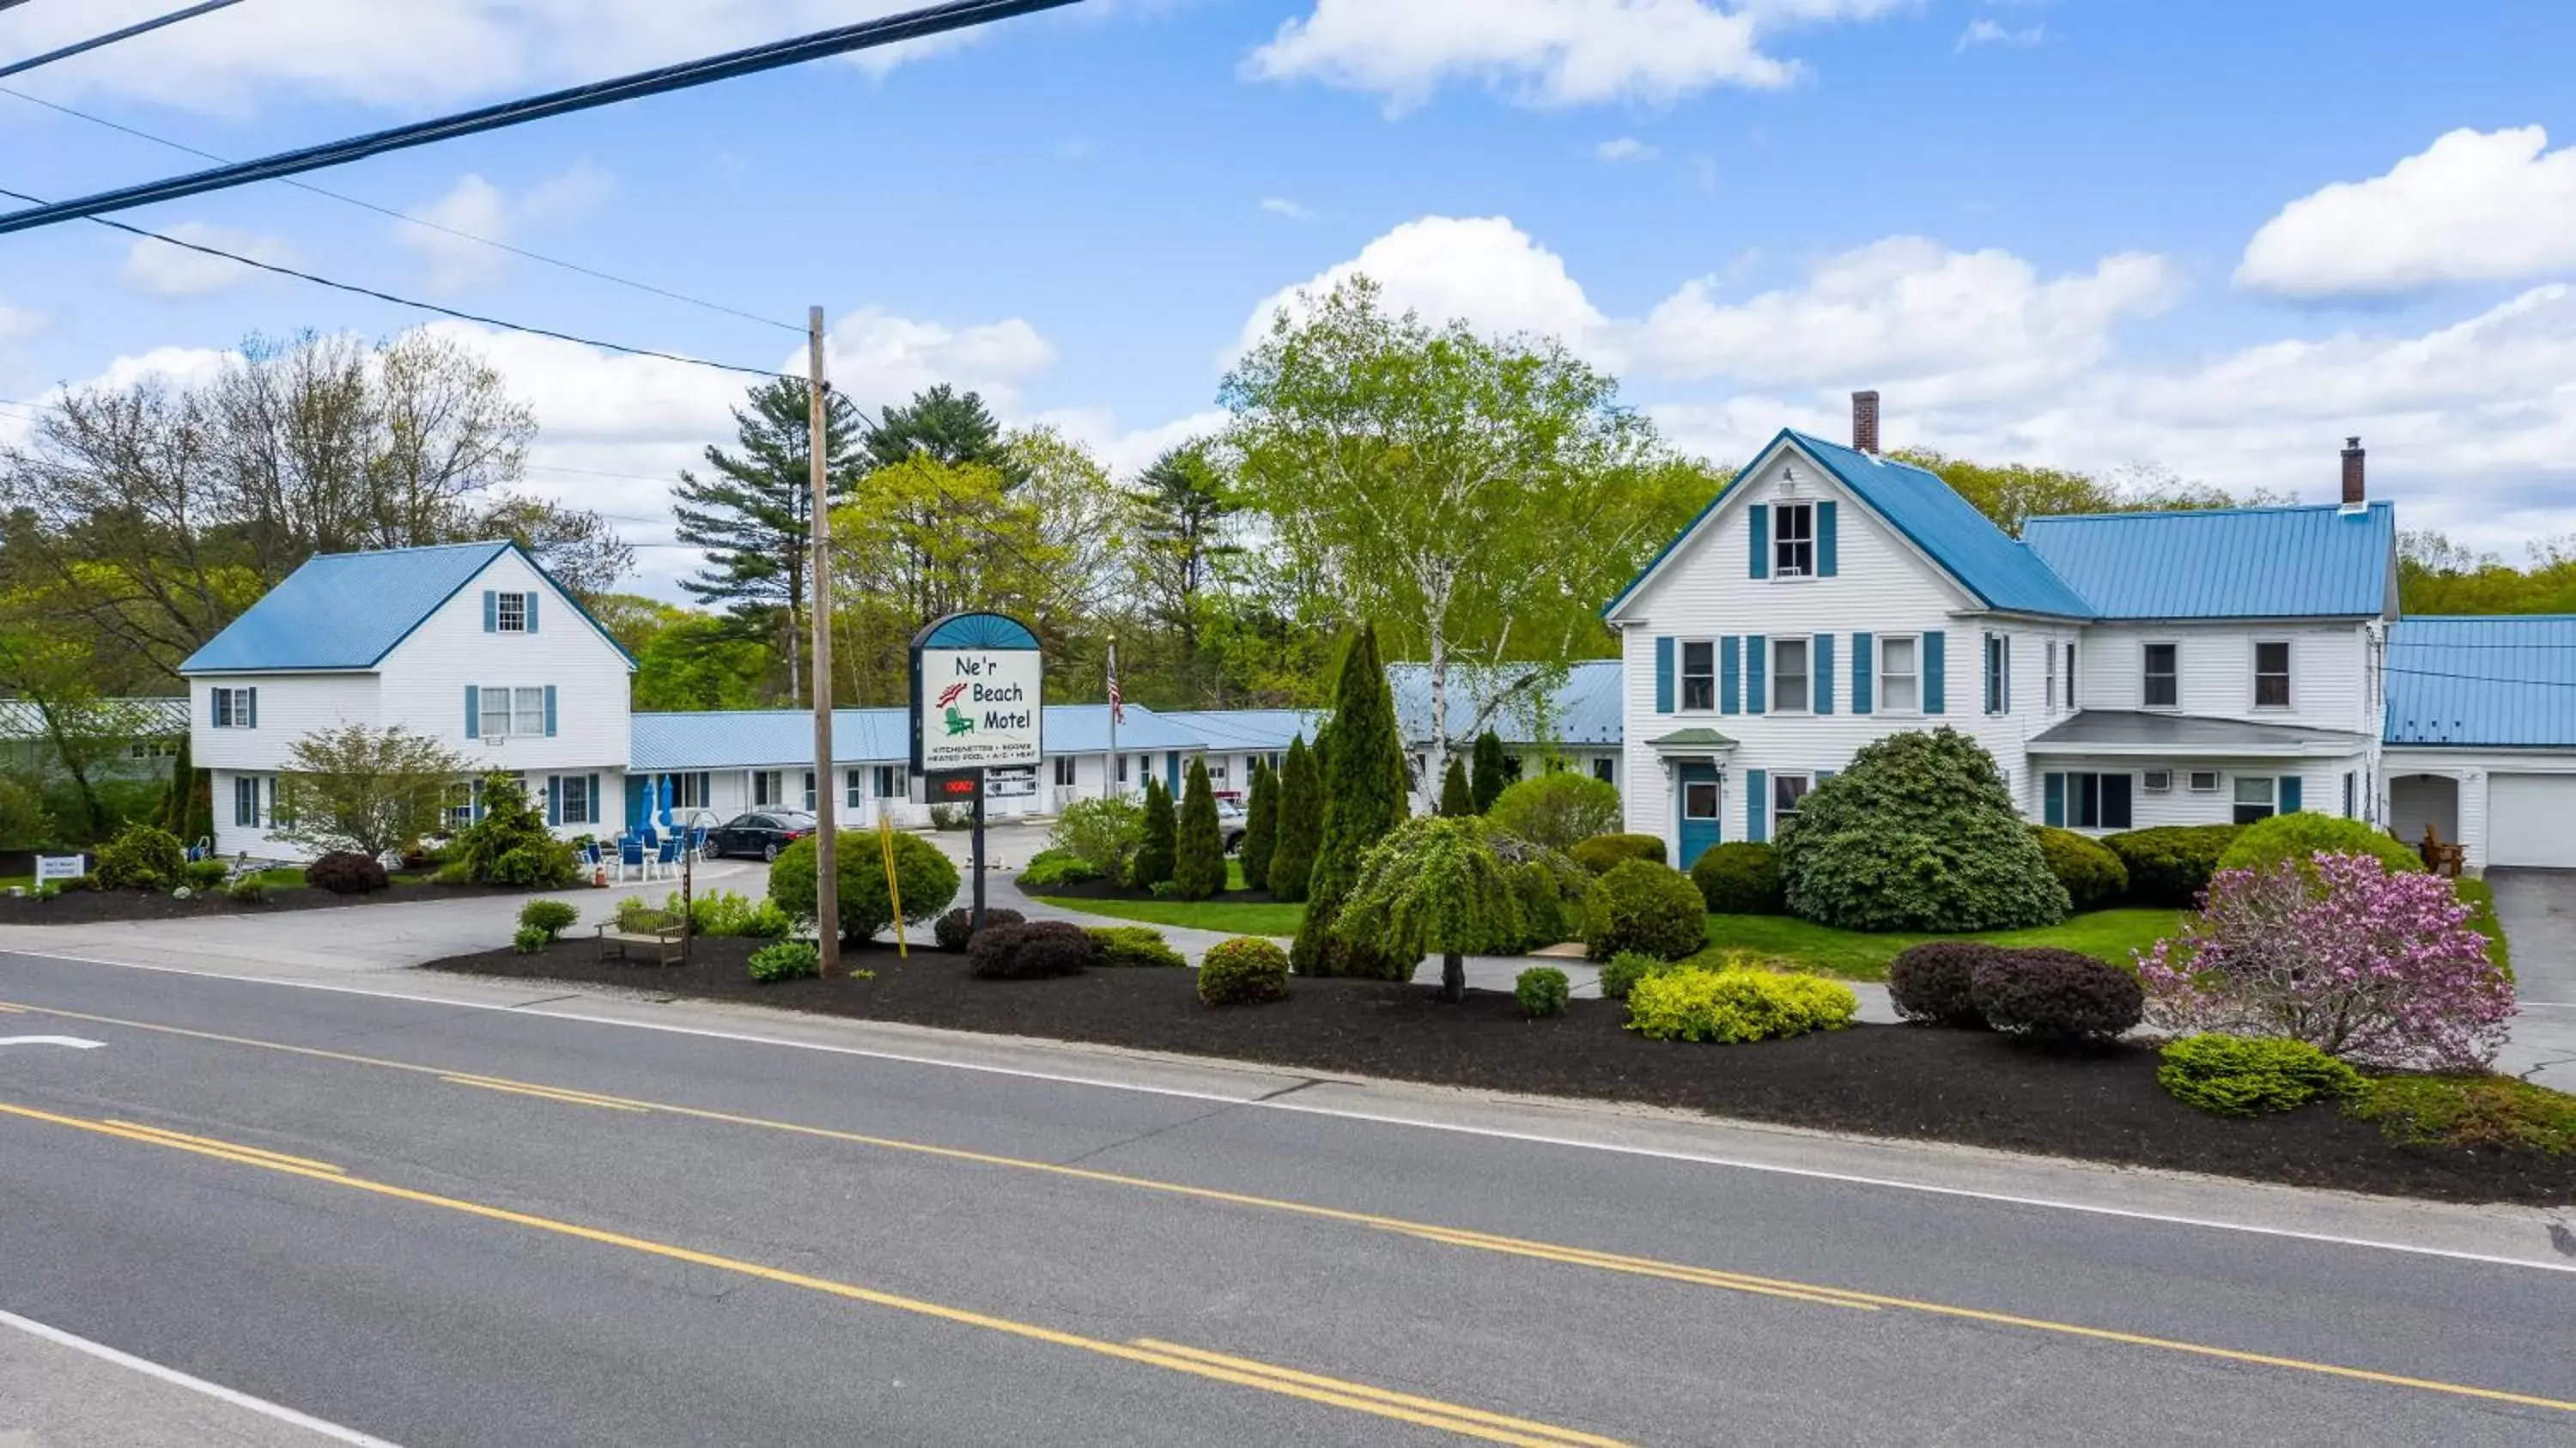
2488 870 2576 1090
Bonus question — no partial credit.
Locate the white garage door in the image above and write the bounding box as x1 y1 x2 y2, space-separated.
2488 774 2576 868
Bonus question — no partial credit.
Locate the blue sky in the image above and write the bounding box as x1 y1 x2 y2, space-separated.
4 0 2575 598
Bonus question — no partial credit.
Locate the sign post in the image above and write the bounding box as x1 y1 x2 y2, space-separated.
910 612 1043 932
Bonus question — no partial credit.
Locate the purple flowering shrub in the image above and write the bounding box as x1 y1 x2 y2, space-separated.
2136 853 2514 1072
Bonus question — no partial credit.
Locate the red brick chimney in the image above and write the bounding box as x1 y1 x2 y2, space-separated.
1851 390 1880 455
2341 436 2365 508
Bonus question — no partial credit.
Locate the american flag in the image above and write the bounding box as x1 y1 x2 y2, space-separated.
1107 642 1125 724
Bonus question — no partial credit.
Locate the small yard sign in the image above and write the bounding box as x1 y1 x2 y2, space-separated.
33 855 84 885
909 612 1043 774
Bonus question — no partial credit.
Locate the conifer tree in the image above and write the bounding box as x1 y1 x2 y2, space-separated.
1438 757 1474 817
1292 624 1411 977
1240 759 1278 895
1470 731 1509 814
1267 738 1321 903
1134 776 1176 886
1172 757 1225 900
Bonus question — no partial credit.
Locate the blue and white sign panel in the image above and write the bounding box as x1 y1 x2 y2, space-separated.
910 612 1044 774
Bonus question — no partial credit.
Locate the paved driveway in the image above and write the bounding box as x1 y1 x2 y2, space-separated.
2487 869 2576 1090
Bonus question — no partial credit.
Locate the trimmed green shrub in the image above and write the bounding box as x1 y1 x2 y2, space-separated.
1241 759 1278 892
1294 624 1412 979
934 905 1025 952
454 773 573 887
1089 925 1187 969
1690 842 1784 915
511 924 550 955
1134 777 1176 887
94 823 185 891
225 876 266 903
1485 772 1623 852
489 839 580 891
1199 936 1291 1007
746 940 822 983
1597 951 1662 1002
968 920 1098 979
1570 833 1666 874
518 898 580 938
1777 728 2069 932
306 850 390 895
433 860 473 886
1504 859 1577 952
1172 757 1225 901
613 897 679 934
1970 947 2142 1043
2032 826 2129 910
1886 940 2002 1028
2216 812 2423 880
1625 965 1857 1043
1019 849 1100 890
2348 1074 2576 1155
1439 757 1474 817
2102 824 2242 907
677 890 791 939
1046 796 1143 885
1516 965 1571 1019
0 776 53 850
2453 876 2511 978
1583 860 1706 963
2156 1035 2363 1116
1268 735 1321 903
769 829 959 944
182 858 231 891
1470 731 1509 814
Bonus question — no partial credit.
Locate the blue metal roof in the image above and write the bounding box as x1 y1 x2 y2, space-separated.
2383 616 2576 747
178 540 634 673
1386 659 1624 746
1157 709 1325 753
2023 502 2394 619
629 703 1205 771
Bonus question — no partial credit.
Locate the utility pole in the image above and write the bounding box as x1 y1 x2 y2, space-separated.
807 306 841 977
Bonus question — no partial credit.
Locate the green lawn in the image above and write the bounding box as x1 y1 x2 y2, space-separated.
1687 908 2184 982
1029 893 1303 936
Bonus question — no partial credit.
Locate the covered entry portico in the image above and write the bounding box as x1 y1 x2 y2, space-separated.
1647 727 1736 868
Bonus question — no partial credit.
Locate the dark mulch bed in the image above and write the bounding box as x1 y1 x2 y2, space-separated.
1028 877 1282 906
425 937 2576 1207
0 879 545 924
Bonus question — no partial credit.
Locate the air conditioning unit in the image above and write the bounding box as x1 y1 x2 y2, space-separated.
483 734 506 748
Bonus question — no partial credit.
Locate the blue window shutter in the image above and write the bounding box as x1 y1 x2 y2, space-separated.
1654 637 1674 713
465 685 479 737
2280 776 2302 814
2044 773 2066 827
525 591 539 634
1924 631 1947 714
547 776 562 827
209 689 221 727
1817 769 1837 786
1814 634 1834 715
243 687 256 729
1746 635 1767 714
1851 632 1874 715
697 772 710 809
1817 501 1838 578
1748 503 1770 580
587 774 600 826
544 685 558 738
483 590 497 632
1747 769 1768 843
2002 636 2012 715
1719 636 1741 715
1982 633 1996 715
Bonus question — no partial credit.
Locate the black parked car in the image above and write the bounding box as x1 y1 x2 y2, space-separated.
708 811 817 861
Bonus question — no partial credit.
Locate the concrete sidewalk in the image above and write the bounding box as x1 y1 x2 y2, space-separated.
2488 870 2576 1091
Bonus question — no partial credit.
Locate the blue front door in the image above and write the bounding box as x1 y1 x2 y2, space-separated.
1676 763 1722 868
1167 752 1182 796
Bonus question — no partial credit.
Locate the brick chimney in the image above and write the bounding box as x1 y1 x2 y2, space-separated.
1851 390 1880 455
2341 436 2365 509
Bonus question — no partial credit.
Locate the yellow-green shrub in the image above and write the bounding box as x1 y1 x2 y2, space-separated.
1625 964 1857 1043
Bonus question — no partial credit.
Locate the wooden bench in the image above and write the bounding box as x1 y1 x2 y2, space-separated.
594 918 687 966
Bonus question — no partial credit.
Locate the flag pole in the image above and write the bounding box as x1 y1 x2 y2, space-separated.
1107 636 1120 800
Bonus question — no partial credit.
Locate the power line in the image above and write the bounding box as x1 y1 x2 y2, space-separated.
0 0 246 83
0 0 1083 236
0 85 804 334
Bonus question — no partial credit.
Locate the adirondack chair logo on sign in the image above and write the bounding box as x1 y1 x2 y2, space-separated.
935 681 976 738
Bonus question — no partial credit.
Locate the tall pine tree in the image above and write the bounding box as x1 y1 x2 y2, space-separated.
1292 624 1411 978
1172 756 1225 900
1267 737 1321 903
1134 776 1176 887
1240 759 1278 896
1470 731 1509 814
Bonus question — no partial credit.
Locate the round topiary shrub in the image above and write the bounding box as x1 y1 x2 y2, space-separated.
1690 842 1784 915
1886 940 2004 1028
2031 826 2129 910
305 850 391 895
746 940 822 983
489 839 580 890
1968 947 2143 1043
1777 728 2069 933
1485 772 1624 851
2215 812 2422 880
2102 824 2242 907
934 905 1025 952
2156 1034 2363 1116
1624 964 1858 1043
94 823 185 891
1199 936 1291 1007
770 830 960 944
518 897 580 937
1569 833 1666 875
967 920 1097 979
1583 860 1706 963
1515 965 1571 1019
1597 950 1662 1002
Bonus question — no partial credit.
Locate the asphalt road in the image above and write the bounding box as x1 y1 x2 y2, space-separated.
2 951 2572 1447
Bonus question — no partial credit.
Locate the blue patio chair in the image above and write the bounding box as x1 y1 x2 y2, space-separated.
653 836 683 879
686 824 711 860
617 837 647 883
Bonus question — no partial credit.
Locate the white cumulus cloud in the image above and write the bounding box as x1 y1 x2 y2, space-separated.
1954 17 2043 51
1259 197 1316 221
1236 216 1608 359
1596 137 1660 163
393 164 616 295
2238 126 2576 298
118 223 306 298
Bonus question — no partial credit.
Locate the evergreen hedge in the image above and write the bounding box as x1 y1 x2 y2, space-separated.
1293 625 1412 978
1777 728 2069 932
2031 826 2129 910
1240 760 1278 893
1470 731 1508 814
1134 776 1176 887
2102 824 2242 907
1268 736 1321 902
1439 757 1474 817
1172 757 1225 900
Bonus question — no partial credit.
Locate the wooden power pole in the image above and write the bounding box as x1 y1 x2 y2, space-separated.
807 306 841 976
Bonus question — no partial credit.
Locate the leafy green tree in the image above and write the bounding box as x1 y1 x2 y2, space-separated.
1135 776 1176 887
1240 760 1278 896
1268 736 1321 902
1438 757 1473 817
672 377 867 704
2398 531 2576 615
1338 817 1519 1003
0 777 52 851
1485 771 1623 850
1225 275 1712 787
1293 624 1411 978
1893 449 2278 538
1173 757 1225 900
1469 731 1508 814
631 613 775 711
272 723 465 859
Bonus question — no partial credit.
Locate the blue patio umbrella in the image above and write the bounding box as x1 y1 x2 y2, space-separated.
659 774 675 829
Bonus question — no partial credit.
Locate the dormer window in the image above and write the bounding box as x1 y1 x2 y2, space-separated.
1772 502 1815 577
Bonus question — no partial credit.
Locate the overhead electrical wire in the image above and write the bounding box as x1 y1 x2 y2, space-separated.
0 0 246 83
0 0 1083 235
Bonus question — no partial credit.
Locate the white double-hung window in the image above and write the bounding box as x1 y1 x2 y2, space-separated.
1878 636 1919 713
480 685 548 738
1772 502 1816 577
1771 638 1810 714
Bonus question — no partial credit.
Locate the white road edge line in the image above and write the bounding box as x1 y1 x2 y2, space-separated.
0 1305 404 1446
8 948 2573 1277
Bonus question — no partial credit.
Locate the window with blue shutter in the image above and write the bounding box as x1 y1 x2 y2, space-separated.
483 590 498 632
1654 637 1674 713
1813 634 1835 715
1748 504 1770 580
2044 773 2066 827
1817 501 1838 578
2280 776 2303 814
1851 632 1874 714
1719 636 1741 715
464 684 480 738
543 685 558 737
1923 630 1947 714
1746 769 1768 843
1745 635 1767 714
